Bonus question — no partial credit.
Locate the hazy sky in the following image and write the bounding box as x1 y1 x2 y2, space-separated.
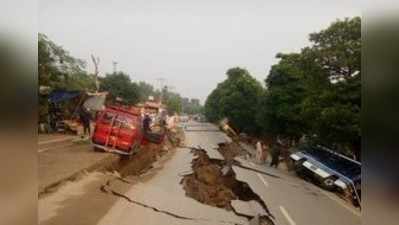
39 0 361 103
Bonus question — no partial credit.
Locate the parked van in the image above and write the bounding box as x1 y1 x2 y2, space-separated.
92 106 143 155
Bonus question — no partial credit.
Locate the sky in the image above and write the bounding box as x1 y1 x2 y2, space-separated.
39 0 361 103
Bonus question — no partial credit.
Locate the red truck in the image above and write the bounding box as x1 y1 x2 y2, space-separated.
91 106 144 155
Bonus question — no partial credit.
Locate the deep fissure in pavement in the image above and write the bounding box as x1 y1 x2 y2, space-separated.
97 130 245 225
180 145 275 225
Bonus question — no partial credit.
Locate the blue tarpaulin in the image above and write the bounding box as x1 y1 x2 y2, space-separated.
48 90 81 103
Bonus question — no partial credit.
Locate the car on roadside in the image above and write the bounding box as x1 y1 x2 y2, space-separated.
290 145 361 206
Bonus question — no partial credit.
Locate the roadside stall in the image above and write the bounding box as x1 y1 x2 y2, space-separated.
46 90 108 135
47 90 82 133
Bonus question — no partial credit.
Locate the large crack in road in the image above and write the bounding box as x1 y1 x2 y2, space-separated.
97 138 276 225
100 176 246 225
181 144 276 225
101 180 197 221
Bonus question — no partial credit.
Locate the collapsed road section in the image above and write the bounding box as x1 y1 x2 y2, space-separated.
181 143 276 225
94 136 251 225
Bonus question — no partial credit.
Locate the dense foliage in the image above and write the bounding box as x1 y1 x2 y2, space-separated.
137 81 159 102
38 33 95 91
257 53 307 140
205 67 264 134
38 33 96 122
205 17 361 158
99 72 140 105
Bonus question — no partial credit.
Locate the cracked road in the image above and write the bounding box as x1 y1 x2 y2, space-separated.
39 121 361 225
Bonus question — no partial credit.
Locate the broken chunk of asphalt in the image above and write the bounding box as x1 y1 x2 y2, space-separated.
100 178 246 225
180 146 275 225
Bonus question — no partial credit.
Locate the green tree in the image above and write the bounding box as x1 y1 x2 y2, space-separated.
156 86 182 114
257 53 307 141
99 72 140 105
205 67 264 134
38 33 89 90
257 17 361 157
137 81 156 102
165 93 182 114
38 33 95 123
309 17 361 82
204 87 223 122
305 17 361 156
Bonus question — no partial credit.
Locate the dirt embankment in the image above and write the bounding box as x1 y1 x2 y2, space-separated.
116 128 185 177
181 143 274 225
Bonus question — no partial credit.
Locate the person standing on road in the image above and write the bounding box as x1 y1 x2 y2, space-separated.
256 141 263 164
262 143 269 162
270 143 281 168
79 106 91 138
143 114 152 134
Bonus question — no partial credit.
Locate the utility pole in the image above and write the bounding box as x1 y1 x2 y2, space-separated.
112 61 118 74
91 54 100 92
156 77 166 103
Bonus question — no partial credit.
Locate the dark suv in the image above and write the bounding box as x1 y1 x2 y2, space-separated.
290 145 361 206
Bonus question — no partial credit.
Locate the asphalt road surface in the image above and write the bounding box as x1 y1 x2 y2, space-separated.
39 121 361 225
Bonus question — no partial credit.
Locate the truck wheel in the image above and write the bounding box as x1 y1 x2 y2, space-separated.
321 177 336 191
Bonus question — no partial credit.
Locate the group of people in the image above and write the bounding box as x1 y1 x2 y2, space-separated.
255 141 282 168
77 104 176 139
142 111 177 133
